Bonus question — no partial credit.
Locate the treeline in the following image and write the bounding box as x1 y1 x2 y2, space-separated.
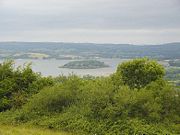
165 67 180 86
0 42 180 60
169 60 180 67
0 58 179 134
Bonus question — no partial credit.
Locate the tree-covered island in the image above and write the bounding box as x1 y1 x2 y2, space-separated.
60 60 109 69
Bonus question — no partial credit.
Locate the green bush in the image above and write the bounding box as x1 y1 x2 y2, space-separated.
0 60 54 111
13 76 179 134
116 58 165 89
22 75 83 115
0 58 179 134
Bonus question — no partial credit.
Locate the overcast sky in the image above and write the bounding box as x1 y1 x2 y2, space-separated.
0 0 180 44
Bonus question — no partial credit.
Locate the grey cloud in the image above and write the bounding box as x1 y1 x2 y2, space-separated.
1 0 180 30
0 0 179 43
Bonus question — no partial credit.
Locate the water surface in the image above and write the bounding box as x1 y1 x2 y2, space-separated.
0 59 127 77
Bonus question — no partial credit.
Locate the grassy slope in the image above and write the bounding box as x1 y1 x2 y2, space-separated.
0 125 71 135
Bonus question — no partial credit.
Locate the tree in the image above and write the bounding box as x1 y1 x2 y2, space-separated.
116 58 165 89
0 60 53 111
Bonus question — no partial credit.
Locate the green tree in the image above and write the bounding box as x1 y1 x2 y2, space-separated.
0 60 53 111
116 58 165 89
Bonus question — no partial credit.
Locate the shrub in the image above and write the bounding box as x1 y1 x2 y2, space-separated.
0 60 54 111
116 58 165 89
1 59 179 135
23 75 83 115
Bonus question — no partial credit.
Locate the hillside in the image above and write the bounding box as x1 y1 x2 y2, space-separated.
0 42 179 59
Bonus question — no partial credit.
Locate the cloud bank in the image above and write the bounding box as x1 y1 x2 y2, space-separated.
0 0 180 44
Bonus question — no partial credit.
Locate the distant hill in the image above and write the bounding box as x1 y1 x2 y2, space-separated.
0 42 179 59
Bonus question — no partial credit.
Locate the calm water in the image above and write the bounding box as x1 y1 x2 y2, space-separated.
0 59 128 77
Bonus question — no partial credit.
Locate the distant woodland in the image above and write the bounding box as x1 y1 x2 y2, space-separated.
0 42 180 59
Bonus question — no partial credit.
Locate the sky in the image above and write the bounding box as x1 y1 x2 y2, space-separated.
0 0 180 44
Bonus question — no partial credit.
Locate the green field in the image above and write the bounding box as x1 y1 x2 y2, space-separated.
0 125 71 135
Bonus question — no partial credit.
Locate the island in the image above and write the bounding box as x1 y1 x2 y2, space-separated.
60 60 109 69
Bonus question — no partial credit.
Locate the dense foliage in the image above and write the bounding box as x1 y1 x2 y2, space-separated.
115 58 165 89
0 58 179 135
0 60 53 111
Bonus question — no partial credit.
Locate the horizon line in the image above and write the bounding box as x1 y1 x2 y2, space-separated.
0 41 180 46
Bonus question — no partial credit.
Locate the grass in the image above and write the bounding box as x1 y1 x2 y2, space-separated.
0 125 72 135
28 53 49 59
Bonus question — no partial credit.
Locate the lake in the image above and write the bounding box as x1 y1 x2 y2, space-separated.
0 59 128 77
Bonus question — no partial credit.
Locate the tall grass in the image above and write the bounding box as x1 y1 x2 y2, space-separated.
0 125 72 135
